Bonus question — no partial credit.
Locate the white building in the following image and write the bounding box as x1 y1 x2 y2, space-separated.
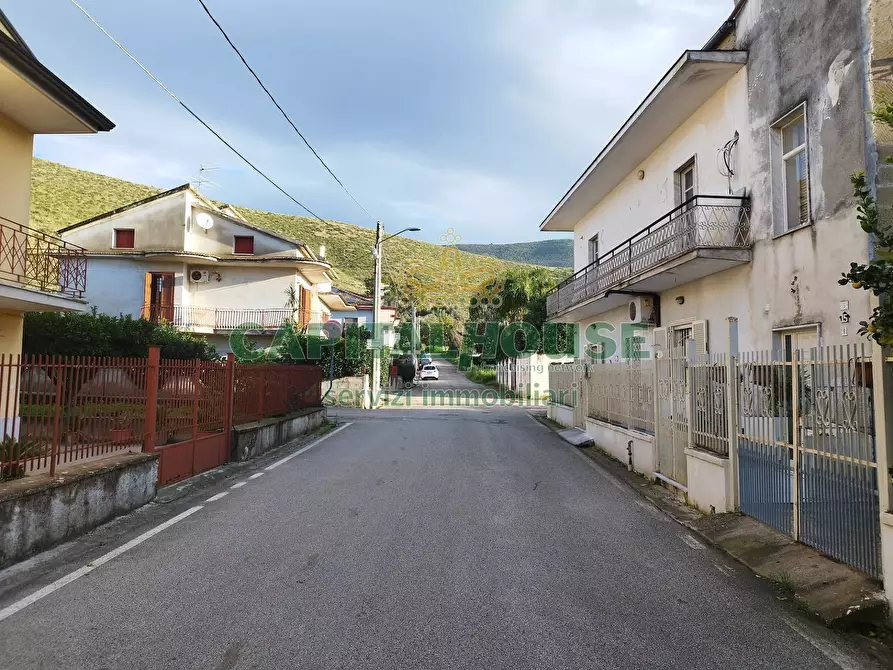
327 288 399 348
542 3 870 360
58 185 341 354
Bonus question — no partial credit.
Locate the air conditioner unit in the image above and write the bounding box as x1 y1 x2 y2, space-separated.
628 296 657 325
190 270 210 284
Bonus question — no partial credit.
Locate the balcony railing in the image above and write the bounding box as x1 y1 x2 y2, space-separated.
0 215 87 299
546 195 751 318
142 305 293 331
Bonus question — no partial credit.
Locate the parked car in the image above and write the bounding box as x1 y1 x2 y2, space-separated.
418 355 432 370
420 364 439 381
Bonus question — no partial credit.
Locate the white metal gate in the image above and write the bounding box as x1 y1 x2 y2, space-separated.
655 350 688 487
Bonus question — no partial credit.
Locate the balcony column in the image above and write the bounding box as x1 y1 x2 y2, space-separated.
0 311 24 438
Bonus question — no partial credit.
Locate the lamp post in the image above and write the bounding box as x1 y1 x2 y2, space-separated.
372 223 421 405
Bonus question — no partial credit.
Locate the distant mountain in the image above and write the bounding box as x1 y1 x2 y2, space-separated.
456 239 572 268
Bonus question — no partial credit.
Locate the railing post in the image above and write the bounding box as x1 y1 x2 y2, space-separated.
144 346 160 453
49 356 63 476
726 317 740 511
191 358 200 474
223 353 235 439
685 338 696 456
791 349 801 541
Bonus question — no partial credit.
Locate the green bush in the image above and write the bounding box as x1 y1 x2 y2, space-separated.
23 311 218 360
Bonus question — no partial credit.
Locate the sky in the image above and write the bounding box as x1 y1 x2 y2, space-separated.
7 0 730 244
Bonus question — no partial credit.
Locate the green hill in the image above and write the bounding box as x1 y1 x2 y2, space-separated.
456 239 572 268
29 159 568 300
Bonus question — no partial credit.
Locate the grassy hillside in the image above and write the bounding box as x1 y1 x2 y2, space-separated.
30 159 568 299
456 239 572 268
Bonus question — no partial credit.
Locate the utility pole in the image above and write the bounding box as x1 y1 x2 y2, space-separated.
410 303 417 360
371 221 384 404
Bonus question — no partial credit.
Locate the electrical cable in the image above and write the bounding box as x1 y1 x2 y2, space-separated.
196 0 378 224
68 0 329 224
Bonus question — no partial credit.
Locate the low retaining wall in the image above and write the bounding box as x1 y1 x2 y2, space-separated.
685 448 731 514
585 418 655 480
0 453 158 569
550 404 575 428
232 407 327 462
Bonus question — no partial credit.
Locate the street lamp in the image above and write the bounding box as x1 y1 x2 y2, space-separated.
372 223 421 404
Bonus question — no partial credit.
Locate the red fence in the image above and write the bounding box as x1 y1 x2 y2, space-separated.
233 364 323 425
0 349 324 485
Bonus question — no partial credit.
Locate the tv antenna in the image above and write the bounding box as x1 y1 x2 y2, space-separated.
190 164 222 193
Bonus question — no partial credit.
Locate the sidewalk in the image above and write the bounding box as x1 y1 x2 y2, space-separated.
531 412 890 631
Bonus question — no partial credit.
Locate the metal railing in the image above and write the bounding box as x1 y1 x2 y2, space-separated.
587 360 655 434
546 195 751 317
142 305 293 331
0 215 88 299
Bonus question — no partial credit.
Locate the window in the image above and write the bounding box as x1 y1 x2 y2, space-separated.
233 235 255 254
343 317 360 326
674 158 697 207
587 234 599 265
773 106 810 233
113 229 135 249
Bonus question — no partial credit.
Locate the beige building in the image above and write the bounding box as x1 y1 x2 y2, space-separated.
0 9 113 360
58 185 343 354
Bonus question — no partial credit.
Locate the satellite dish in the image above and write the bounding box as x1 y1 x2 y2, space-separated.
196 213 214 231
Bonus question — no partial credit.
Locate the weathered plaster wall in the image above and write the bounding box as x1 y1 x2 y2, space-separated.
62 192 189 250
84 258 186 317
184 193 297 257
187 266 296 310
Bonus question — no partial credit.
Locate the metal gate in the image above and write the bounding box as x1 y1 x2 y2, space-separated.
737 345 880 578
656 350 689 487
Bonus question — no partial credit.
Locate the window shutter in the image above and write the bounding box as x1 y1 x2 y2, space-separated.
142 273 152 319
692 320 708 356
652 327 668 359
114 229 135 249
234 236 255 254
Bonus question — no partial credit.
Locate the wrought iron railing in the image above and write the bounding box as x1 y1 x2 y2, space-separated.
546 195 751 318
142 305 293 331
0 215 88 299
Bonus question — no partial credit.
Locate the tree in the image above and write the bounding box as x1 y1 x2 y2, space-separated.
840 103 893 344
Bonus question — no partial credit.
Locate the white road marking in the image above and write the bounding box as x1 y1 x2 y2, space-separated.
205 492 229 503
0 506 204 623
713 561 735 577
249 473 265 480
230 482 247 489
780 614 862 670
680 534 705 550
265 422 353 471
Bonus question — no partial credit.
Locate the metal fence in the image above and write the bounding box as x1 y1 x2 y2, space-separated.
0 215 88 300
143 305 293 331
548 363 578 408
233 364 322 424
586 360 655 434
0 352 324 483
690 353 730 456
546 195 750 318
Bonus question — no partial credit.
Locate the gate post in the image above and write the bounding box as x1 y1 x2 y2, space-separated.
143 346 160 453
726 317 740 511
223 353 235 440
791 349 801 542
685 338 696 454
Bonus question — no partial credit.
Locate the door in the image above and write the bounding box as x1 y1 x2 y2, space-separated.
143 272 175 323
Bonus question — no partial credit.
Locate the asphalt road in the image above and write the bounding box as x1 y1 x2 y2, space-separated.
0 408 879 669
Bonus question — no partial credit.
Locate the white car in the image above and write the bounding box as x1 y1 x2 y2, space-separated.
420 364 439 381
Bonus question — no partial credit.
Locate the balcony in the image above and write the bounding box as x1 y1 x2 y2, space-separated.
547 195 752 320
0 216 87 310
142 305 294 332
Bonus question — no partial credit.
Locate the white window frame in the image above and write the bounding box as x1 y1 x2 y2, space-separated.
771 104 811 235
674 157 697 207
112 228 135 249
587 234 599 266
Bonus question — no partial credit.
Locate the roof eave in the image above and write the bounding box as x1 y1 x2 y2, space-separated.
539 49 747 233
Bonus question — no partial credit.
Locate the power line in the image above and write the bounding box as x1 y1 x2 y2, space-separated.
195 0 378 224
68 0 328 224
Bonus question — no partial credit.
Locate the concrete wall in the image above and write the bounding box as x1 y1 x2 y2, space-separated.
62 192 189 250
323 376 369 408
184 193 296 257
187 266 296 311
0 454 158 568
585 417 656 480
0 113 32 227
84 258 187 318
231 407 327 462
685 448 731 514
